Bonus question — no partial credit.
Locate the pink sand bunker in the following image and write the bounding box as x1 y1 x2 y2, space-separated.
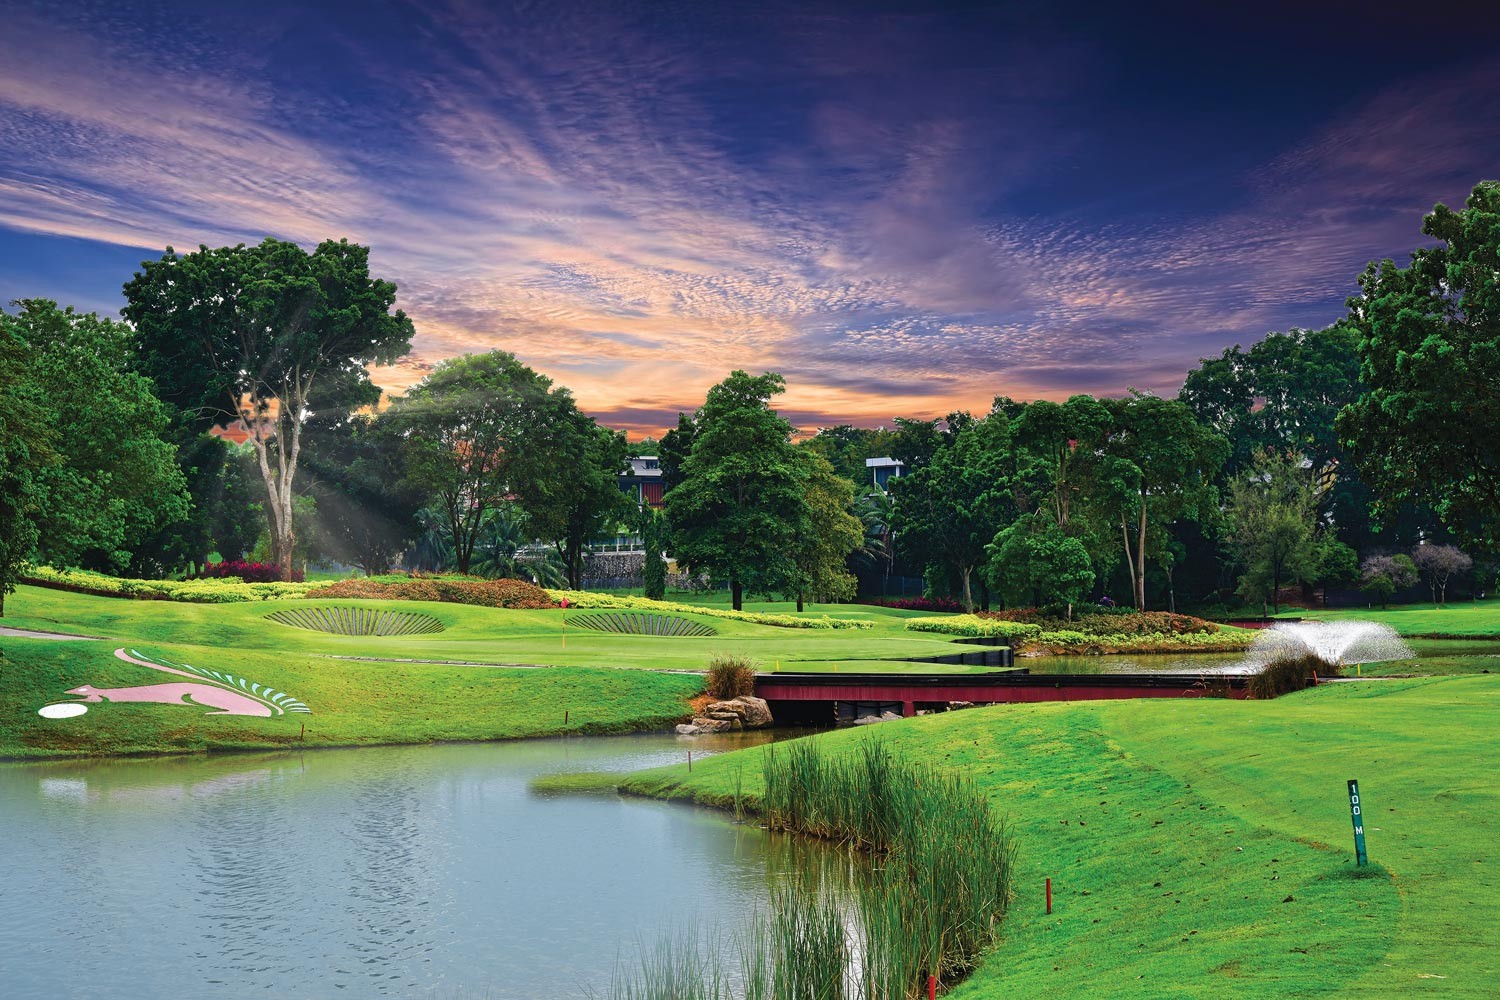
65 681 274 716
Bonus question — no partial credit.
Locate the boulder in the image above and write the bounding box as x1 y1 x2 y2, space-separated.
675 723 703 735
691 716 735 733
704 696 774 729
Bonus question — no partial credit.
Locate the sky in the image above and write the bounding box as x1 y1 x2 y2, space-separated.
1 0 1497 437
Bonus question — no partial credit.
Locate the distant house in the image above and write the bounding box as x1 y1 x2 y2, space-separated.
619 455 665 509
865 456 904 490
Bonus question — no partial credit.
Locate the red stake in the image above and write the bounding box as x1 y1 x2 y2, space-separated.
1046 877 1052 914
928 973 937 999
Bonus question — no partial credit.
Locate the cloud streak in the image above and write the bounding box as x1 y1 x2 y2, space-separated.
1 1 1497 434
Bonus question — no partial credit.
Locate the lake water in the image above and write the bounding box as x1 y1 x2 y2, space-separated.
0 732 813 1000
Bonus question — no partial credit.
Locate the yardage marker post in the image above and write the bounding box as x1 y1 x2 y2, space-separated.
1348 779 1368 866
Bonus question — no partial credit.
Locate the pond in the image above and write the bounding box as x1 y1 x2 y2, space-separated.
0 731 818 1000
1031 636 1500 674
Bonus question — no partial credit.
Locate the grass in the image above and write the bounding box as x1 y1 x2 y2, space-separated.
616 676 1498 998
0 637 702 759
1276 599 1500 638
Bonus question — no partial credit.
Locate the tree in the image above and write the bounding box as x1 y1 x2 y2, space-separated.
1360 553 1418 609
0 322 54 617
1412 544 1472 608
1337 181 1500 545
385 351 559 576
787 452 863 610
985 513 1094 618
299 413 424 576
639 507 669 600
2 300 190 573
657 413 697 495
889 411 1014 612
124 238 414 579
524 414 631 590
1100 393 1227 610
664 371 806 611
127 431 262 577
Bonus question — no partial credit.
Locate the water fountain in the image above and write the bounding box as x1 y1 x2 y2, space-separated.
1248 620 1414 670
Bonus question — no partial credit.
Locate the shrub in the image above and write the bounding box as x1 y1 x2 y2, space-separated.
705 653 758 699
905 615 1043 640
858 595 965 613
307 577 557 609
22 566 318 602
546 590 874 629
1247 652 1336 698
197 560 304 584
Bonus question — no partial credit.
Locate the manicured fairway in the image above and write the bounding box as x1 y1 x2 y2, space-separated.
620 677 1498 998
1280 599 1500 638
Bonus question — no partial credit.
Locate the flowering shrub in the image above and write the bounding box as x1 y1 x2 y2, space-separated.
978 608 1223 637
858 596 965 613
22 566 318 602
308 577 556 609
547 590 874 629
197 560 304 584
906 612 1253 653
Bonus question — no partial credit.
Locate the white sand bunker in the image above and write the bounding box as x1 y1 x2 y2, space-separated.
38 703 89 719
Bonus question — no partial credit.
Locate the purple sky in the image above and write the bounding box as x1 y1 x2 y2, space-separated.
1 0 1496 436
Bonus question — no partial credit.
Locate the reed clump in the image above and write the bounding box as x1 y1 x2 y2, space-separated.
1248 652 1336 698
604 738 1015 999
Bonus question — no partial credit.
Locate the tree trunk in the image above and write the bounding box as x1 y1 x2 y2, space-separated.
731 579 743 612
1135 497 1148 611
960 565 974 613
1120 517 1137 609
796 592 804 613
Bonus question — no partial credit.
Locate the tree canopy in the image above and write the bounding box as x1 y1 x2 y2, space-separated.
124 238 413 578
1337 180 1500 545
664 371 807 611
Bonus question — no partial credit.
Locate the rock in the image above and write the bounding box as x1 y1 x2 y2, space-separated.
675 723 703 735
730 696 773 728
704 696 774 729
691 716 734 733
853 714 883 726
880 710 903 721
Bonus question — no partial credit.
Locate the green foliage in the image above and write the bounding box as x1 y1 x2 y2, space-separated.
1337 181 1500 544
548 589 874 629
1224 450 1329 612
796 424 898 484
298 412 424 576
0 322 52 616
525 415 631 589
704 653 757 698
384 351 561 575
124 238 414 578
24 565 317 602
664 372 807 610
0 300 191 576
640 508 669 601
1101 393 1228 609
985 512 1094 614
904 615 1043 639
888 411 1014 611
786 451 862 608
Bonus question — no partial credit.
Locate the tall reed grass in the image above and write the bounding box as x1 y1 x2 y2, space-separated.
602 737 1015 999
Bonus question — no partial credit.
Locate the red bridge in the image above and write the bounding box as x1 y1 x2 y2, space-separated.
754 670 1248 724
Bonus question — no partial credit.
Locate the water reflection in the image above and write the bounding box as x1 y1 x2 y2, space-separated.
0 731 807 1000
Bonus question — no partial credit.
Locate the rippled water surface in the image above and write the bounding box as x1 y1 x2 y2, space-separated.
0 732 806 1000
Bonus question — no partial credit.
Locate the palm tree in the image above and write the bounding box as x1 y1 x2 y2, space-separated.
856 488 896 597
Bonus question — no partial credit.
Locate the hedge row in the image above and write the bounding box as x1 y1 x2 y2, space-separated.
546 590 874 629
22 566 318 603
904 616 1044 639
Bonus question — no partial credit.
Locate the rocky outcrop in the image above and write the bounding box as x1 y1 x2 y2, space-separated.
676 696 774 735
853 710 904 726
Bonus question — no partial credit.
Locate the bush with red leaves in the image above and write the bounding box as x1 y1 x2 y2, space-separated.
859 596 965 613
307 577 557 609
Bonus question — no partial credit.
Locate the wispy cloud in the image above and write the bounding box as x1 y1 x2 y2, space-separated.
1 1 1496 434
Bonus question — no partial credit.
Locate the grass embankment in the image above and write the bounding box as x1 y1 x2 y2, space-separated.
1 584 977 673
619 677 1497 998
0 638 701 759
